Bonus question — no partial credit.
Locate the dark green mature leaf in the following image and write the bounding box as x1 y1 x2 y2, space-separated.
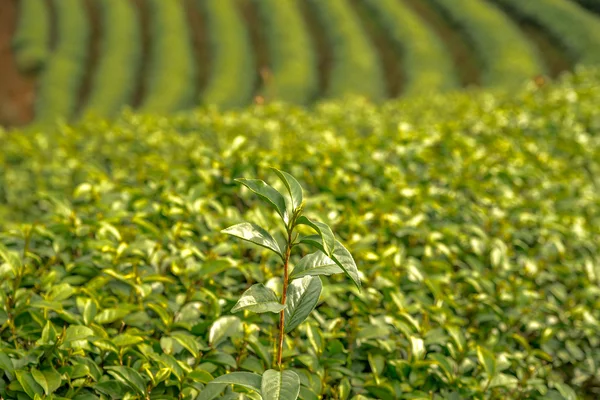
197 383 227 400
236 178 289 224
231 284 286 314
105 366 147 396
285 276 322 333
296 216 335 257
289 251 343 280
0 352 14 373
261 369 300 400
94 380 132 399
222 222 282 258
300 236 361 290
211 372 262 392
271 168 303 212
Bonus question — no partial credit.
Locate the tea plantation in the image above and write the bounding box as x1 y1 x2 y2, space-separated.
4 0 600 126
0 67 599 399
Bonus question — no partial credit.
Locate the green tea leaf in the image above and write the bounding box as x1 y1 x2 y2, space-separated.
95 308 130 324
82 299 97 326
0 352 14 373
31 367 61 395
197 383 227 400
222 222 283 258
261 369 300 400
94 380 132 399
477 346 496 377
284 276 322 333
63 325 94 343
555 382 577 400
105 366 147 396
289 251 343 280
171 332 200 358
210 371 262 393
0 243 22 270
231 283 286 314
209 316 242 347
296 216 335 257
270 168 303 212
300 236 361 290
15 371 43 398
236 178 289 224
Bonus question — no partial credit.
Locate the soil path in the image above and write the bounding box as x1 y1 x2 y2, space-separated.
0 0 36 127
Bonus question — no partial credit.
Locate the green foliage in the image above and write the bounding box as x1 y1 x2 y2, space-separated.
254 0 318 104
34 0 90 123
216 169 358 399
495 0 600 65
11 0 50 73
361 0 458 95
200 0 255 109
1 68 600 398
80 0 141 119
140 0 196 113
307 0 386 100
428 0 545 86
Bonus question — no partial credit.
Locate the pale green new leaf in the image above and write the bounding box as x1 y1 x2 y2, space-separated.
261 369 300 400
31 367 61 395
477 346 497 377
271 168 303 212
209 316 242 347
222 222 283 258
300 235 361 290
285 276 322 333
16 371 44 398
171 332 200 358
236 178 289 224
296 216 335 256
231 284 286 314
0 242 22 270
290 251 343 280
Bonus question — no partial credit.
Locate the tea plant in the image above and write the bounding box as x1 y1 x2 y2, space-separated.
200 169 360 399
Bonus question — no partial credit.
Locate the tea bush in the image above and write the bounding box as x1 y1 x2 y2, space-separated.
1 68 600 399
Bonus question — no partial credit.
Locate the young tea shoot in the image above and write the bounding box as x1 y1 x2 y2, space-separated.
199 168 360 400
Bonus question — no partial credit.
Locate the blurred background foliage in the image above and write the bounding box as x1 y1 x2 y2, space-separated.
2 0 600 126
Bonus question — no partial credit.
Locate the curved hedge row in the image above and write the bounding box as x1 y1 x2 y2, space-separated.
34 0 90 123
494 0 600 65
428 0 544 87
254 0 318 104
307 0 385 100
361 0 457 96
200 0 254 109
80 0 141 118
139 0 195 113
11 0 50 73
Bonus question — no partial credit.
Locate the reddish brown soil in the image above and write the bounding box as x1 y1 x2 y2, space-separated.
0 0 36 127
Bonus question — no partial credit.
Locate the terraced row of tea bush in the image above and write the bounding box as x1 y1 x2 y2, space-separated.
9 0 600 124
1 67 599 399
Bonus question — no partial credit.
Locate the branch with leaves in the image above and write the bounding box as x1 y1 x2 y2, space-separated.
199 168 361 400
